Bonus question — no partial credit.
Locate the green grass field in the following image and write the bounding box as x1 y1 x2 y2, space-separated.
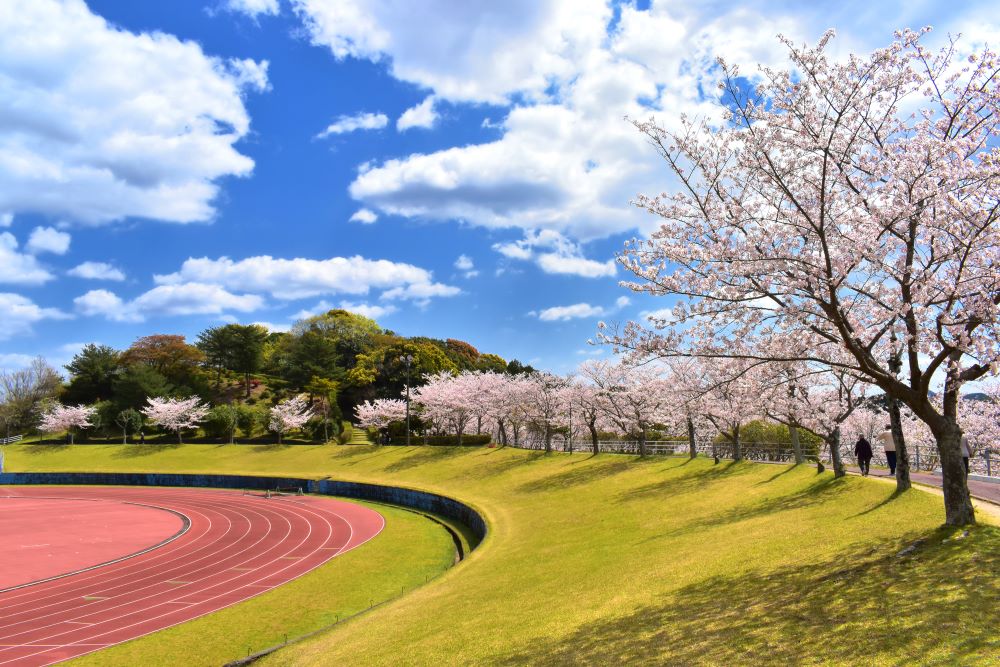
5 443 1000 665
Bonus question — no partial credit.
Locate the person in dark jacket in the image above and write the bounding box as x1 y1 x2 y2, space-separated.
854 436 873 476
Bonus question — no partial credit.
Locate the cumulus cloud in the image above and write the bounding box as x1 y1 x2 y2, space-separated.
26 226 70 255
536 292 631 322
0 292 69 340
0 232 53 284
349 208 378 224
155 254 459 302
537 302 606 322
397 96 438 131
298 1 945 247
0 214 12 228
454 254 478 278
222 0 280 18
67 261 126 281
75 283 263 323
0 0 268 225
493 229 615 278
292 0 609 104
294 299 397 321
316 112 389 137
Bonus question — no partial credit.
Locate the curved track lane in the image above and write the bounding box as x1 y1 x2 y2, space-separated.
0 487 384 666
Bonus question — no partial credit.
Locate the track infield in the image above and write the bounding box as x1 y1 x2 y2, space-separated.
0 487 384 666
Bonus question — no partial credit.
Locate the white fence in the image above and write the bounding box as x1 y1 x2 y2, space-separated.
509 433 999 479
0 435 22 445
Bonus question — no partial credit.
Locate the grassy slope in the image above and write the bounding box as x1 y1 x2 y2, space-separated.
6 443 1000 665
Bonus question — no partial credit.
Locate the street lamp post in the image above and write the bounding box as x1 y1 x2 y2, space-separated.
400 354 413 447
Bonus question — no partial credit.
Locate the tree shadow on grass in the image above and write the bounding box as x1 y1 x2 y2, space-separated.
470 448 549 479
618 460 756 503
110 443 183 458
756 463 804 485
515 458 643 494
21 443 70 454
382 445 482 473
496 527 1000 666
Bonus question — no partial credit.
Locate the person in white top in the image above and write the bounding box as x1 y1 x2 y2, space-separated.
877 425 897 475
960 436 971 474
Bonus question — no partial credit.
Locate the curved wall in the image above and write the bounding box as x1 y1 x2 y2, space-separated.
0 472 486 550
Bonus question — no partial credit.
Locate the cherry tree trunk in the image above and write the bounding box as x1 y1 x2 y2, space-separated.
544 425 552 453
589 423 599 455
498 421 508 447
888 397 912 492
732 425 742 462
936 419 976 526
789 425 803 465
122 429 127 445
686 417 697 459
827 427 845 478
638 427 647 457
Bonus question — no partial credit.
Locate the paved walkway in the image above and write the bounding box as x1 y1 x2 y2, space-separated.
846 465 1000 505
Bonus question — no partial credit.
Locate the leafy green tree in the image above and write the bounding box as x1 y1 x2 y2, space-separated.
205 404 238 443
196 326 234 386
112 364 172 411
114 408 143 444
236 403 262 440
63 344 122 404
477 353 508 373
293 309 383 368
0 358 62 438
228 324 268 398
305 376 340 442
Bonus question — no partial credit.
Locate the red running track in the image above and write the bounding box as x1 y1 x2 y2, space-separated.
0 487 385 666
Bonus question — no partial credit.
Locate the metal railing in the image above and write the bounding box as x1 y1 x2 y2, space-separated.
0 435 22 445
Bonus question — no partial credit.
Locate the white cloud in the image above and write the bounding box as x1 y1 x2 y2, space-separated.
316 112 389 138
292 0 610 104
397 96 438 131
75 283 262 323
454 254 474 271
641 306 676 324
536 253 615 278
293 299 397 321
537 302 606 322
0 292 69 340
349 208 378 224
155 254 459 302
0 0 268 226
0 353 36 370
306 1 965 247
73 289 133 321
26 226 70 255
337 301 396 320
615 295 631 308
0 214 12 228
67 261 126 281
252 320 290 333
380 282 460 301
493 229 615 278
0 232 53 284
222 0 280 18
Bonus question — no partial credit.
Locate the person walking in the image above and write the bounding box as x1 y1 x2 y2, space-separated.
854 436 873 476
878 425 896 475
960 435 971 474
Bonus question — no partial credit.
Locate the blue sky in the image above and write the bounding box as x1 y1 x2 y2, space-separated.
0 0 995 375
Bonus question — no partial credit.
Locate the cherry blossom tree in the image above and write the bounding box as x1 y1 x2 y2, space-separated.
269 394 315 444
563 379 611 455
413 371 478 444
37 403 96 444
614 29 1000 525
141 396 209 444
354 398 407 433
521 372 569 453
580 360 674 457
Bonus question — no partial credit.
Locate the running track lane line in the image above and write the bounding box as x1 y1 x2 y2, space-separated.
0 487 384 667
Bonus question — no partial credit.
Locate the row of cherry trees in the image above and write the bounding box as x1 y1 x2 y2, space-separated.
596 28 1000 527
36 395 315 445
354 359 1000 476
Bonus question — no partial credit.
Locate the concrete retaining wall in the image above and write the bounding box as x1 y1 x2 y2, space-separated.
0 472 486 550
